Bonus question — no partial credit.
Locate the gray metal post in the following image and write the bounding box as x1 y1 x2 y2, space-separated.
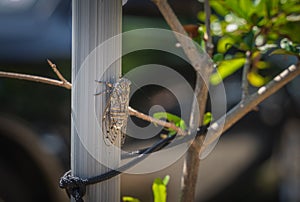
71 0 122 201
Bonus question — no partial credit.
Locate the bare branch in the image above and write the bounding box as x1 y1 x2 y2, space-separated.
152 0 213 78
202 63 300 151
0 71 72 89
128 106 185 135
241 51 251 100
204 0 213 57
47 59 72 88
0 64 184 135
152 0 213 201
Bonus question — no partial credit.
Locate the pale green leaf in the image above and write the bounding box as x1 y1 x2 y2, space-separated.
153 112 187 135
203 112 213 126
210 58 246 85
122 196 140 202
217 36 236 53
248 71 268 87
152 177 168 202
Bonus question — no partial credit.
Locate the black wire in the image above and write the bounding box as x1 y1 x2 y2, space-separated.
59 133 176 201
121 125 208 159
59 125 208 201
86 134 175 185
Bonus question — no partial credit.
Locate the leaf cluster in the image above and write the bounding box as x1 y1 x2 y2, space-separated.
197 0 300 86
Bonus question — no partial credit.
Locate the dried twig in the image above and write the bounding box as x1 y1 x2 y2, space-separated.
204 0 213 57
128 106 185 135
47 59 72 88
241 51 251 100
0 61 183 133
0 70 72 89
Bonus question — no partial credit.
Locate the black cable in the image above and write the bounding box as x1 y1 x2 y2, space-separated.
121 125 208 159
59 134 176 202
59 125 208 202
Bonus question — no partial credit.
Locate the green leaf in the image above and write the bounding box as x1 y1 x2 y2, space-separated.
265 0 279 17
217 36 236 53
203 112 213 126
282 3 300 15
213 53 224 63
210 57 246 85
193 27 206 49
255 61 270 69
254 0 267 20
162 175 170 186
122 196 140 202
277 22 300 43
224 0 255 21
152 176 169 202
243 30 255 50
153 112 187 135
210 0 229 16
248 71 268 87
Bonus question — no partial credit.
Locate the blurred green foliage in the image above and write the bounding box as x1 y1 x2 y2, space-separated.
197 0 300 86
152 175 170 202
122 175 170 202
153 112 187 136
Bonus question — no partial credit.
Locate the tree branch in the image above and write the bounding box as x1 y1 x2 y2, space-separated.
202 63 300 151
204 0 213 57
128 106 185 135
152 0 213 201
0 61 183 135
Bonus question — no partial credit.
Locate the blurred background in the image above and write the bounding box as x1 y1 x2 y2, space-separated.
0 0 299 201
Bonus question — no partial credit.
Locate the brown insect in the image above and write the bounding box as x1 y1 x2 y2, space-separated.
96 78 131 146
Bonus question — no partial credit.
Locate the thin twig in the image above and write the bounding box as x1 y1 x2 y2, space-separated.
0 63 184 134
204 0 213 57
2 62 299 153
47 59 72 88
0 71 72 89
128 106 185 135
241 51 251 100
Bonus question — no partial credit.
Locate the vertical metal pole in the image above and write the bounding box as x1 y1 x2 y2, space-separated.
72 0 122 201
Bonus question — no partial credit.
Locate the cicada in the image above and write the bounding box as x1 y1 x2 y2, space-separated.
96 78 131 146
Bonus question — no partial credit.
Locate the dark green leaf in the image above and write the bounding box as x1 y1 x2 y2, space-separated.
277 22 300 43
243 30 255 50
213 53 224 63
266 0 279 17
